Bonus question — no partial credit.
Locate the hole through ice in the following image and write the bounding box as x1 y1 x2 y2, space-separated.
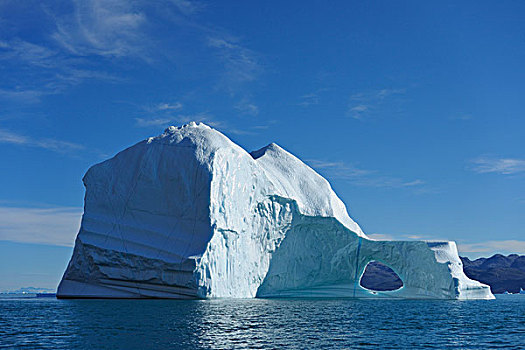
359 261 403 292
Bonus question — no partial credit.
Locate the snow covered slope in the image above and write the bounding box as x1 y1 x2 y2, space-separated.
57 122 493 300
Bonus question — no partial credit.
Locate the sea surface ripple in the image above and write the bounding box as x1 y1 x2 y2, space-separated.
1 295 524 349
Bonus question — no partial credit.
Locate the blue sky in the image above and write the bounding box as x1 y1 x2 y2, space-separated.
0 0 524 291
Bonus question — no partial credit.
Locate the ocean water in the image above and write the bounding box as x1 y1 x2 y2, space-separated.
1 295 524 349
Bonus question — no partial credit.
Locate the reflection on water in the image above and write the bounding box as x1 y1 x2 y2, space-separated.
1 296 524 349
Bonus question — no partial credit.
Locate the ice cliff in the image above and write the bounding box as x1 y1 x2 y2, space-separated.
57 122 494 300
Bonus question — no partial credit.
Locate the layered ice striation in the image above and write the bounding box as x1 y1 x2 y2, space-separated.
57 122 494 300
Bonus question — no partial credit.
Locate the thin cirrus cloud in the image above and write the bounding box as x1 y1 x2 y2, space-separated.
156 102 183 111
0 39 58 69
140 101 184 114
0 0 262 103
51 0 148 58
0 206 82 247
135 109 276 137
458 240 525 257
170 0 205 16
470 157 525 175
0 88 46 104
136 99 270 134
0 0 151 103
52 0 262 86
367 233 396 241
297 88 329 107
135 117 176 127
450 114 472 121
234 99 259 116
207 36 262 87
0 128 84 153
0 39 121 103
135 112 216 128
348 88 406 120
307 159 426 189
298 93 320 107
135 113 263 136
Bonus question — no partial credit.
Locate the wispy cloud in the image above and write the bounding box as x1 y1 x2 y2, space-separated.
228 120 278 135
170 0 205 16
171 113 220 127
307 160 372 178
0 39 58 68
135 117 175 127
297 88 329 107
307 159 426 189
252 124 272 130
234 99 259 116
156 102 183 111
136 111 276 138
298 93 320 107
470 157 525 175
0 38 121 103
52 0 148 58
404 234 424 240
208 36 261 87
224 122 278 135
0 2 171 103
137 100 202 127
367 233 395 241
135 112 213 128
139 101 184 115
349 104 368 116
348 88 406 120
458 240 525 257
1 0 261 105
50 0 261 79
375 88 406 99
0 88 46 104
450 114 472 121
0 206 82 247
0 128 84 153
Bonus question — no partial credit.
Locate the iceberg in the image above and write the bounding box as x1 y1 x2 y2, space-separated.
57 122 494 300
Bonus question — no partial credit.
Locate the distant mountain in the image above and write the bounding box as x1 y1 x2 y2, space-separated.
1 287 55 294
360 261 403 291
460 254 525 294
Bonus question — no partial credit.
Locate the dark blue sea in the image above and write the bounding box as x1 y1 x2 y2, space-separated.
1 295 524 349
